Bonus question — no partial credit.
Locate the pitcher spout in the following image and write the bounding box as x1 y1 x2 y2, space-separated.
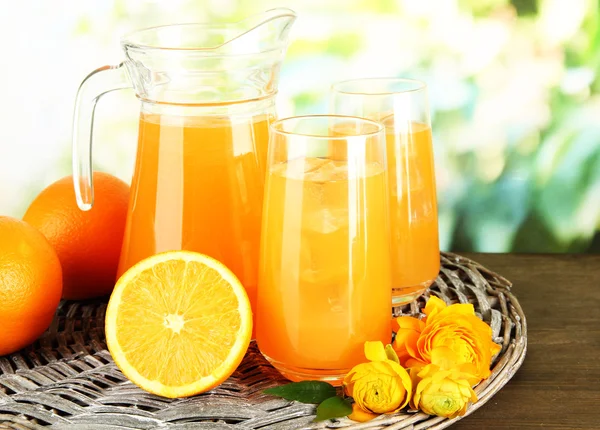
120 9 297 105
224 8 297 56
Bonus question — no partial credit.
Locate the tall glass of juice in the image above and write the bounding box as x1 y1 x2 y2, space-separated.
256 115 392 384
332 78 440 305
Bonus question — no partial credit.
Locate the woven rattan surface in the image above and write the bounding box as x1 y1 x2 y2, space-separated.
0 252 527 429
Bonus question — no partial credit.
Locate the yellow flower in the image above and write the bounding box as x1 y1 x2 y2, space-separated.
393 296 501 380
411 361 479 419
344 341 412 421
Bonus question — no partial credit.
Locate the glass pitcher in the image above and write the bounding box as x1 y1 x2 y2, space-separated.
72 9 296 320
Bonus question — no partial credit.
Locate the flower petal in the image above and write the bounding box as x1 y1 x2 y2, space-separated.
490 341 502 357
430 346 463 369
367 360 397 376
438 303 475 317
375 361 413 409
385 344 400 364
423 296 447 318
365 341 388 362
343 379 356 398
393 329 421 365
348 403 379 422
344 363 374 385
395 316 425 332
406 357 428 369
469 386 478 403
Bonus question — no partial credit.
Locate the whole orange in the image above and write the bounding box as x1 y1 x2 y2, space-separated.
0 216 63 355
23 172 130 300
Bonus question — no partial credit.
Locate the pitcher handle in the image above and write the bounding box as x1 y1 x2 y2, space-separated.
72 63 131 211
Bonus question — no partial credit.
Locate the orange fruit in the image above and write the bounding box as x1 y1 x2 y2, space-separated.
105 251 253 398
0 216 63 355
23 172 129 300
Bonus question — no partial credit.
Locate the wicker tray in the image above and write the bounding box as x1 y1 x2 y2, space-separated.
0 252 527 429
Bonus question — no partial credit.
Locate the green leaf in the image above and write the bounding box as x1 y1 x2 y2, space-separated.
385 344 400 364
264 381 336 404
315 396 353 422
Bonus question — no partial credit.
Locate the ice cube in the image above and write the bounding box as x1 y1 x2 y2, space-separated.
303 207 349 234
278 157 335 180
299 264 348 286
302 159 349 182
304 159 335 182
330 162 349 181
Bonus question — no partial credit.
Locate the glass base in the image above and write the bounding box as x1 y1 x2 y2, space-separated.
392 279 435 305
262 353 348 386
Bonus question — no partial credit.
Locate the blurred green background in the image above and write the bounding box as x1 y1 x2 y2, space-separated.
1 0 598 253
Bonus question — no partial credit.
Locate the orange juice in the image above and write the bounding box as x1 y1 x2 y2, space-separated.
257 157 391 379
386 120 439 299
117 112 272 319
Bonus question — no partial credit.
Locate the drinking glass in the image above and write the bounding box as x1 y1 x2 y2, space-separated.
332 78 440 304
256 115 391 384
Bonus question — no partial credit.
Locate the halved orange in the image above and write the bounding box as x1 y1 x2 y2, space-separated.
105 251 252 398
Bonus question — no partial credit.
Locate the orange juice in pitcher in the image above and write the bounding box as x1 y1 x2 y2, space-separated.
117 112 273 308
71 11 297 321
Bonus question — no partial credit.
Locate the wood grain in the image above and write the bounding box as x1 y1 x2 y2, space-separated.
453 254 600 429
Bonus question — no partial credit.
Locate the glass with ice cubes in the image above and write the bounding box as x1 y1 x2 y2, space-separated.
256 115 392 384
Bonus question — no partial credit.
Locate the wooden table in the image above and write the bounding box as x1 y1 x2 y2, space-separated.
453 253 600 429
